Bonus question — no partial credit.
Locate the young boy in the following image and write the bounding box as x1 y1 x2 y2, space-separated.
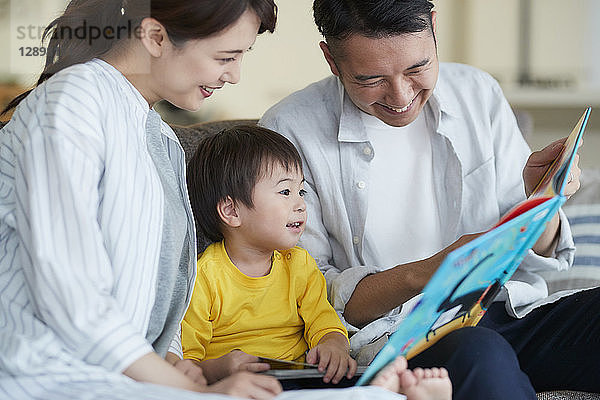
182 125 357 386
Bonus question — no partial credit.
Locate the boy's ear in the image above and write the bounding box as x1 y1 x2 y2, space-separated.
217 196 241 228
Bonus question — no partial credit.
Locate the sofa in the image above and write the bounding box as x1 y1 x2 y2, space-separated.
172 119 600 400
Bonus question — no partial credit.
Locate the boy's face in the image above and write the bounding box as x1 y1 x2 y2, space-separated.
235 163 306 253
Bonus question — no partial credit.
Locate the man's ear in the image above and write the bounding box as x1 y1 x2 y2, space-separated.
319 41 341 77
217 196 242 228
138 17 169 57
431 10 437 36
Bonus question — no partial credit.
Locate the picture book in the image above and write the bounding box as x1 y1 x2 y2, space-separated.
356 106 592 386
258 356 367 380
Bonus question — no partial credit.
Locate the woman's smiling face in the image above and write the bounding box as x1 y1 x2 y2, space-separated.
151 8 261 111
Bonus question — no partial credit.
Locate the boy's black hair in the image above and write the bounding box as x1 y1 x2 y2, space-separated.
187 124 303 243
313 0 434 42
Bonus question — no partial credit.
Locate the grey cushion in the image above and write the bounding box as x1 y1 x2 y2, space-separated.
172 119 258 162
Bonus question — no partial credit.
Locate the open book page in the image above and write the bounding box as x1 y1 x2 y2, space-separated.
263 366 368 380
530 107 591 198
356 106 592 386
257 356 368 380
257 356 317 369
494 107 591 228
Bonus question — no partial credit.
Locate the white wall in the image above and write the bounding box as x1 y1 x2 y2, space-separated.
456 0 586 86
0 0 68 86
584 0 600 87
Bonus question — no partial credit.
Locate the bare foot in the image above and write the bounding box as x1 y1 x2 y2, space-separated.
370 356 410 392
370 356 452 400
400 367 451 400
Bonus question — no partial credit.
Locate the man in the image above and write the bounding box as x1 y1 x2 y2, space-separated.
259 1 598 398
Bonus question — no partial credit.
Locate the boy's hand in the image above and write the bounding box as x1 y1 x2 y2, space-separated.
173 358 207 386
221 349 271 375
306 332 357 384
207 371 282 399
165 352 207 386
200 349 271 383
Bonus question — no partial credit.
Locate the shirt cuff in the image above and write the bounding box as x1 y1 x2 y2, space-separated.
519 208 575 273
554 207 576 270
324 265 381 333
309 328 349 349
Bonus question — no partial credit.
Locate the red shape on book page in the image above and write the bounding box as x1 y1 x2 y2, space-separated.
494 196 553 228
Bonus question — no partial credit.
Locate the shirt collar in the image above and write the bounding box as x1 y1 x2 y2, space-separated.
91 58 180 142
91 58 151 115
430 79 462 119
337 78 369 143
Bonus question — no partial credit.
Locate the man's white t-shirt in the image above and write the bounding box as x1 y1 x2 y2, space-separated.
361 111 444 268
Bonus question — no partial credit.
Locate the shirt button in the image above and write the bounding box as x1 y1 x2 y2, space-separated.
363 147 372 156
286 253 291 260
275 253 281 260
353 236 360 245
357 181 366 189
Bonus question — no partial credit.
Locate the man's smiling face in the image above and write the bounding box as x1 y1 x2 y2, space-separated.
322 28 439 127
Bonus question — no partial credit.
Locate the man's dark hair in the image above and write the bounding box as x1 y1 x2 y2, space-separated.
187 124 303 243
313 0 434 41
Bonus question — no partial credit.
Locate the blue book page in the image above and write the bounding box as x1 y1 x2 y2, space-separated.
356 196 564 386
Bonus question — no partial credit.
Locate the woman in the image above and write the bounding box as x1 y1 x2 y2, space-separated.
0 0 282 397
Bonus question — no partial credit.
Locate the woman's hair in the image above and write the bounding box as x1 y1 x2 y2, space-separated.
313 0 434 42
2 0 277 114
187 124 303 243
